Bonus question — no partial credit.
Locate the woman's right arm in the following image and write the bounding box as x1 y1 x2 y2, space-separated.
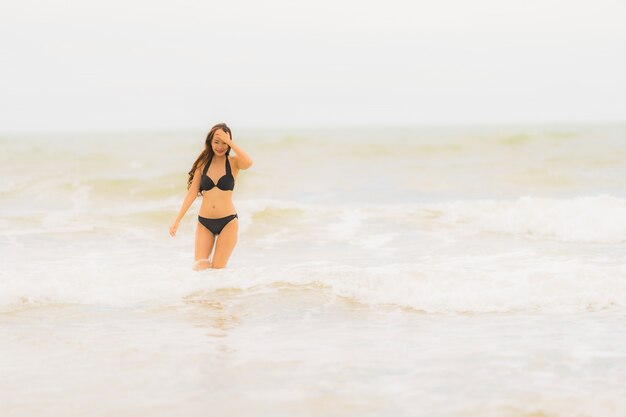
169 167 202 237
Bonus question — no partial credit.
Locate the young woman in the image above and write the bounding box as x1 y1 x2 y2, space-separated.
169 123 253 270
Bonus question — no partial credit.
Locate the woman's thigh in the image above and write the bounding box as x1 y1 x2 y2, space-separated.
195 221 216 262
212 218 238 269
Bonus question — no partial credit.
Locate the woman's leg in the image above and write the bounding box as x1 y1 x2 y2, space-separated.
212 217 238 269
195 221 216 270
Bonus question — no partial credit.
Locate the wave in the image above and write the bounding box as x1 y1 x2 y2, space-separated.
237 194 626 244
1 257 625 314
422 194 626 243
2 194 626 244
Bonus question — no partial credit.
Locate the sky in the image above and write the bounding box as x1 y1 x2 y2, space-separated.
1 0 625 131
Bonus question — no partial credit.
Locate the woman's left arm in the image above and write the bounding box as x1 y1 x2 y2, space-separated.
228 141 254 170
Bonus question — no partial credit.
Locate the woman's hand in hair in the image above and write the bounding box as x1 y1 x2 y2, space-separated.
218 133 233 147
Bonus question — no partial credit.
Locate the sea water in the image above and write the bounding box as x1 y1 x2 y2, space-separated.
1 124 625 416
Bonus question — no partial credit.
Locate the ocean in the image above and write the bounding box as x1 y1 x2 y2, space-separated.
1 124 625 416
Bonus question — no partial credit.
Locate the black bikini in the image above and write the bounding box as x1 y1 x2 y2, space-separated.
198 214 238 235
198 155 238 235
200 155 235 192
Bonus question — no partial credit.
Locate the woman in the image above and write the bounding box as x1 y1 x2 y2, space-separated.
169 123 253 270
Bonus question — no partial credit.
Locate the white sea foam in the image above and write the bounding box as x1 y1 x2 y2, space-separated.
2 254 624 314
3 190 625 321
427 194 626 243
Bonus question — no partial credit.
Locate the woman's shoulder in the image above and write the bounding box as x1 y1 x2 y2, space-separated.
196 161 207 174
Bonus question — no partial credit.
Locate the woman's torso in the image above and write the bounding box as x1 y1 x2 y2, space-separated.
198 156 239 218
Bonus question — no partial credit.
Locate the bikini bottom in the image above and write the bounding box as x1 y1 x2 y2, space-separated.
198 214 238 235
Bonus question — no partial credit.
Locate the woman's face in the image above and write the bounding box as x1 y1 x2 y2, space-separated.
211 129 230 156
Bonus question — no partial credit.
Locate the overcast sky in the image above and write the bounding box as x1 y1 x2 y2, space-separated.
1 0 625 131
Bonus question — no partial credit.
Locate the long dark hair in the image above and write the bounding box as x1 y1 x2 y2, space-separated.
187 123 232 190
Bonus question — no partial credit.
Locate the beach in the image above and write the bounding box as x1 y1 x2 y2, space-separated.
1 124 626 416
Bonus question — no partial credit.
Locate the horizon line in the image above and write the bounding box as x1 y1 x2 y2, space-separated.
1 120 625 136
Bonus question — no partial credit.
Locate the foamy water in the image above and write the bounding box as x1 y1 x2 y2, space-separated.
1 125 626 416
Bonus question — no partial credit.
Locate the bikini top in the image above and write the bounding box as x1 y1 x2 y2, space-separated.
200 155 235 192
